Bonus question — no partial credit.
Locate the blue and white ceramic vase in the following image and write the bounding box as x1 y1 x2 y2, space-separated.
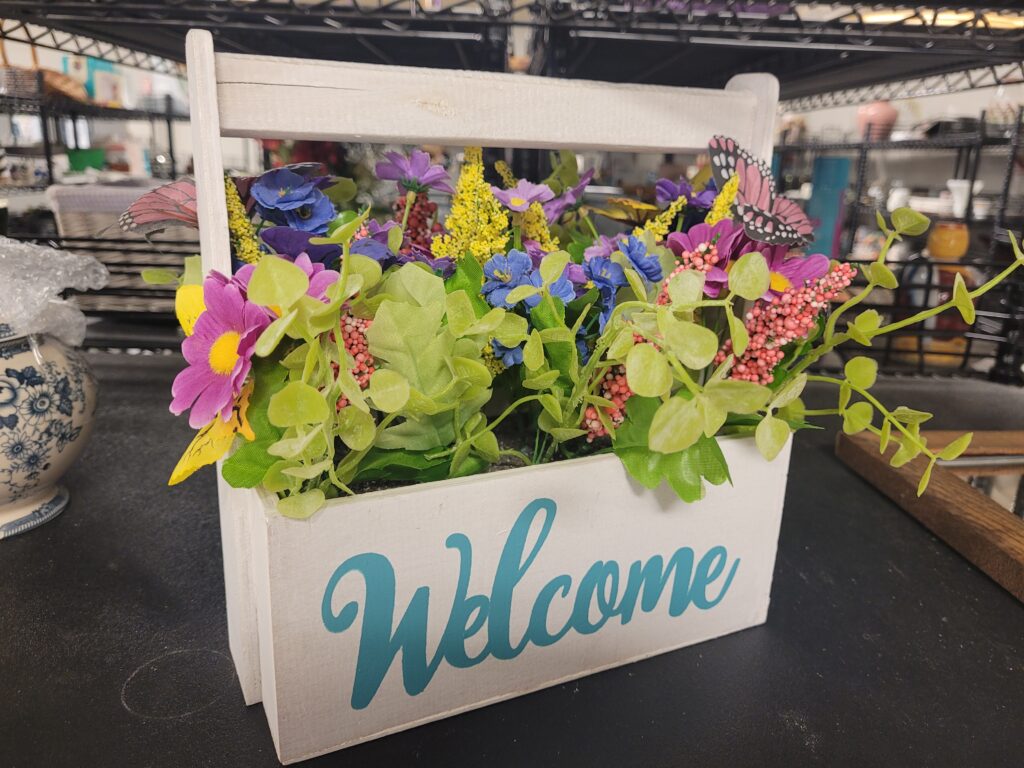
0 327 97 539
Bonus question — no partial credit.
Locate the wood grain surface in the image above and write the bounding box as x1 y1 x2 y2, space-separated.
836 431 1024 602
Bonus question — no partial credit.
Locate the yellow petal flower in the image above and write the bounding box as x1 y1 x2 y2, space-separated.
175 283 205 336
433 147 510 263
168 380 254 485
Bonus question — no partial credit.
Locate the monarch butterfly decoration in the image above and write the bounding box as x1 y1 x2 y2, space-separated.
707 135 814 246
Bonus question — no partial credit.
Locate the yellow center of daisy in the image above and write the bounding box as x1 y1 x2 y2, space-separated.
769 272 791 293
510 196 526 207
208 331 241 375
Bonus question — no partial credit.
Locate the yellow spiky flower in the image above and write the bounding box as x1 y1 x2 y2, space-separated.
432 147 510 263
225 175 261 264
705 175 739 226
634 195 687 240
494 160 518 190
523 201 560 252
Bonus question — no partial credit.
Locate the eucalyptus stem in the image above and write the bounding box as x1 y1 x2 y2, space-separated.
824 230 896 343
582 212 600 241
484 394 545 434
499 448 532 466
795 249 1023 379
869 258 1023 338
807 374 934 456
399 190 416 231
335 411 399 479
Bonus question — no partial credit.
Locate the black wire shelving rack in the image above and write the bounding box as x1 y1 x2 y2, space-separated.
0 71 188 189
2 4 1021 97
776 109 1024 383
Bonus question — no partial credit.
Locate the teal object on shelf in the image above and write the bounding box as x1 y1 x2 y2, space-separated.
807 156 850 258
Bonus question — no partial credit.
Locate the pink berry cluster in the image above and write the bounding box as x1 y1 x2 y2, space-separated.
332 313 375 409
657 242 720 305
714 263 857 385
582 364 634 442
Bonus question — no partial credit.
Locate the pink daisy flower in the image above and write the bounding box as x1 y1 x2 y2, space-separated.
170 277 270 428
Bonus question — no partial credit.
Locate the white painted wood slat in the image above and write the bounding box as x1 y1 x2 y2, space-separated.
213 51 776 155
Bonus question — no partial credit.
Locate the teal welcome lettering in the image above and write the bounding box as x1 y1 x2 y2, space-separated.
321 498 740 709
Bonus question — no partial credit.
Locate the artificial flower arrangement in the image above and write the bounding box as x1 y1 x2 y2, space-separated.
135 138 1024 518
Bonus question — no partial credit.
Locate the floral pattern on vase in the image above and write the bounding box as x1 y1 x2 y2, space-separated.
0 332 96 538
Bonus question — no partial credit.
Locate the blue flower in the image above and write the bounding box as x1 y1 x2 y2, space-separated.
251 168 320 212
525 268 576 308
584 256 627 331
619 235 662 283
491 339 524 368
282 193 335 234
576 332 591 364
482 250 533 308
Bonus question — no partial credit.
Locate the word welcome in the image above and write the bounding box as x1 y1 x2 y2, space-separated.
321 498 739 709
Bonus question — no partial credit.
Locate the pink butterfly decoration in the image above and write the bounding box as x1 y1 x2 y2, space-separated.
707 135 814 246
118 177 199 235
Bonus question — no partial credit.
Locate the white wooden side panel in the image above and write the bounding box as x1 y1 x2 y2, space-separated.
260 439 791 764
187 30 263 704
213 52 774 153
186 30 231 275
215 478 264 705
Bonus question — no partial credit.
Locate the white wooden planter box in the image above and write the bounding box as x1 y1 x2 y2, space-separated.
185 29 784 763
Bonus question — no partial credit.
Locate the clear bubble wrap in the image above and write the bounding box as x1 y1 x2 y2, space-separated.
0 236 109 347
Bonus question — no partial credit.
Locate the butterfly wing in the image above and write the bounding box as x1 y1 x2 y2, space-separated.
119 177 199 235
707 135 740 192
710 135 813 246
736 195 814 246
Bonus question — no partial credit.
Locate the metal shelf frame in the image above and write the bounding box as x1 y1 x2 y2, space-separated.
779 61 1024 111
0 71 185 186
2 4 1022 90
0 18 185 76
774 108 1024 255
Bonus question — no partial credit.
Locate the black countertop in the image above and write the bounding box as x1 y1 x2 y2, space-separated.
2 354 1023 767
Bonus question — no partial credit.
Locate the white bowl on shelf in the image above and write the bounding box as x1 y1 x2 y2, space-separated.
908 195 954 217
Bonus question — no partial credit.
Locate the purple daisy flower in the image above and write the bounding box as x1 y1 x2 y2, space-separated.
170 278 270 429
231 254 340 304
375 150 455 194
762 245 831 300
491 180 555 213
583 234 622 262
656 176 717 208
543 168 595 222
667 219 754 297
